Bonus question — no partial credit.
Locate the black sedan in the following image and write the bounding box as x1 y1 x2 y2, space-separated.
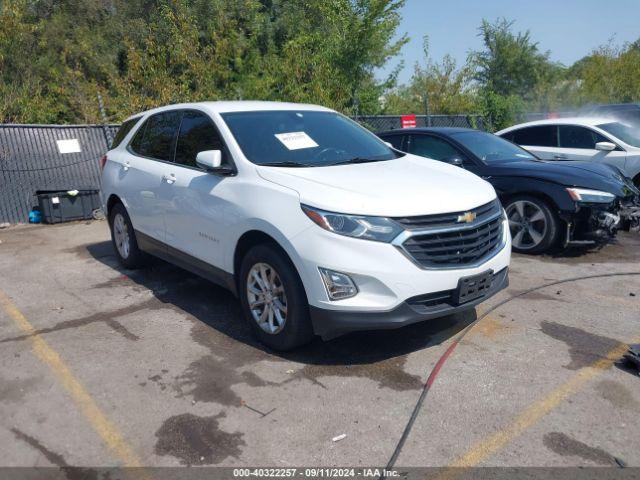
378 127 640 254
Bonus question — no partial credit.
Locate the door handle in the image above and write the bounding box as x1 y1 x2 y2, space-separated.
553 154 568 160
122 160 131 171
163 173 177 184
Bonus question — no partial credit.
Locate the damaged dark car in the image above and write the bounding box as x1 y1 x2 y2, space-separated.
378 127 640 254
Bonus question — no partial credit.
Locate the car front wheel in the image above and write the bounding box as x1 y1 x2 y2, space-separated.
239 244 313 350
505 195 559 254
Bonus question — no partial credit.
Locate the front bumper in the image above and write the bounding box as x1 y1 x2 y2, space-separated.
561 194 640 245
310 267 509 339
290 218 511 313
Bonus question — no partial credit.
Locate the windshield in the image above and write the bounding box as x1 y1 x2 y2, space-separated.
450 131 536 163
221 110 401 167
596 122 640 148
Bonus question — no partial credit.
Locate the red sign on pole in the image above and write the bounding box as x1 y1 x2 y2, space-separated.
401 114 417 128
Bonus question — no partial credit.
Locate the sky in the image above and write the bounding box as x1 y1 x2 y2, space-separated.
377 0 640 84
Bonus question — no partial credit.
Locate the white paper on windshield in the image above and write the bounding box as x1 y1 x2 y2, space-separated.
274 131 318 150
56 138 81 154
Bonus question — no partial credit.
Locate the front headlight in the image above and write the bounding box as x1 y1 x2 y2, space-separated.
566 188 615 204
301 205 403 242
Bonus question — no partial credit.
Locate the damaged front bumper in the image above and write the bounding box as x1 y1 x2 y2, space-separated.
561 195 640 247
619 196 640 232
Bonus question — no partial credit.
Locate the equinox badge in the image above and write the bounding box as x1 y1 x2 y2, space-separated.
457 211 476 223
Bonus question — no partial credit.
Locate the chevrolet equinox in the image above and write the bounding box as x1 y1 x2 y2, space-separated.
101 101 511 350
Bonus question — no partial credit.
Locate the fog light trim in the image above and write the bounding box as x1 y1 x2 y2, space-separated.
318 268 358 301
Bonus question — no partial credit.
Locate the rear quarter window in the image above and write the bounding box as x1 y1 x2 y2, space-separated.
512 126 558 147
500 131 515 142
380 134 405 150
111 117 140 149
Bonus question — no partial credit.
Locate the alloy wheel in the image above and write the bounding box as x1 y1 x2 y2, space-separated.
506 200 548 250
113 213 131 259
246 262 288 334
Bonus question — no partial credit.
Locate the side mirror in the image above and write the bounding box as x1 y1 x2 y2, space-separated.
383 141 393 148
196 150 222 171
595 141 616 152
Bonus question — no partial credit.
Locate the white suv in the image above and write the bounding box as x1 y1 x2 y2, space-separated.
101 101 511 350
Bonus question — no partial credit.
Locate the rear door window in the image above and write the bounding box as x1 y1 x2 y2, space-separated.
558 125 607 149
174 111 225 168
512 126 558 147
129 111 182 161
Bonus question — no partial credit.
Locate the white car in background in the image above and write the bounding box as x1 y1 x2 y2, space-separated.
497 118 640 187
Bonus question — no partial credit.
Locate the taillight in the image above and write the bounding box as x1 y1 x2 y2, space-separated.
99 155 107 171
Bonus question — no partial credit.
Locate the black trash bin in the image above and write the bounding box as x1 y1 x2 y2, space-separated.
36 189 101 224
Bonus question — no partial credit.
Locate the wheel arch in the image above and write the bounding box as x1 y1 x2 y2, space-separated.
233 229 309 301
502 191 565 253
501 190 567 234
106 194 123 217
500 190 561 212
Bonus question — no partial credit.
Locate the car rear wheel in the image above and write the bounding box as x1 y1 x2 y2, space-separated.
505 195 559 254
109 202 146 269
239 244 313 350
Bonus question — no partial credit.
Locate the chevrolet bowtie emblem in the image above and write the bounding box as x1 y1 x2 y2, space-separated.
457 211 476 223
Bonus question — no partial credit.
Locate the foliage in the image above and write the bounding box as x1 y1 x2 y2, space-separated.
0 0 407 123
476 91 524 132
568 40 640 106
383 36 477 115
470 18 557 100
2 5 640 126
468 18 561 130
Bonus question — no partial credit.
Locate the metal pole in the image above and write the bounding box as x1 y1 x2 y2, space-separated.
97 92 112 149
424 93 431 127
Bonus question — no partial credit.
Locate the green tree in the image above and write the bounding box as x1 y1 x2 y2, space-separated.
0 0 407 123
384 36 476 115
469 18 562 129
569 40 640 105
471 18 552 98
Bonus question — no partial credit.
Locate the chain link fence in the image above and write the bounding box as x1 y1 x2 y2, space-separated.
355 114 486 132
0 114 487 224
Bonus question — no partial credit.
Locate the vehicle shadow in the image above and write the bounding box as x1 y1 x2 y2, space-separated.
84 241 476 367
522 232 640 264
549 243 606 259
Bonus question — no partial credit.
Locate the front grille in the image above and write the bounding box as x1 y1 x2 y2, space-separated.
400 215 503 268
394 200 500 230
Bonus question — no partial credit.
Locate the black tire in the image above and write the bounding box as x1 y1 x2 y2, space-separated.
108 202 146 269
239 244 313 351
504 195 560 254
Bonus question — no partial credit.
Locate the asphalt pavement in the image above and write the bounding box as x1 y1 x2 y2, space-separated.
1 221 639 470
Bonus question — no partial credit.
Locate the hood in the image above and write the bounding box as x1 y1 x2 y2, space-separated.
256 154 497 217
484 159 638 197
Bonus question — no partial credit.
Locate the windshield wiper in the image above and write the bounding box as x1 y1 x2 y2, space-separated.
258 161 312 168
327 157 383 166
